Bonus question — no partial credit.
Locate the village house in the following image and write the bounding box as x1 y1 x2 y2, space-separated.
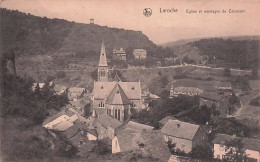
42 109 78 131
123 121 154 131
199 92 223 108
92 113 123 139
112 128 171 161
93 42 142 122
160 119 208 154
68 87 86 101
213 134 260 162
133 49 147 59
159 116 177 127
53 84 68 95
113 48 127 61
171 86 203 97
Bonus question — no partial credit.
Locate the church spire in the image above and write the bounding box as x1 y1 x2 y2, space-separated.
98 41 108 67
97 41 109 82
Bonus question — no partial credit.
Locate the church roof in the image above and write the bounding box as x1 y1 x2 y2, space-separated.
97 114 122 129
93 82 141 100
106 83 130 105
113 73 121 82
98 41 108 67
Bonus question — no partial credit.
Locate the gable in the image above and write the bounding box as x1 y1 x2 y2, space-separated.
93 81 141 100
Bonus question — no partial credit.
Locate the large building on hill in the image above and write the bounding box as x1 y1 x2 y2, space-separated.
93 42 142 122
113 48 127 61
133 49 147 59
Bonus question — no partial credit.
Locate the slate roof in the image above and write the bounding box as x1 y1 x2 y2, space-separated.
64 124 81 139
200 92 223 101
97 114 122 129
42 109 75 126
213 134 260 152
174 87 203 94
98 41 108 67
116 129 171 162
142 131 172 162
93 82 141 100
161 119 200 140
159 116 177 126
95 108 106 116
106 83 130 105
52 121 74 131
125 121 154 131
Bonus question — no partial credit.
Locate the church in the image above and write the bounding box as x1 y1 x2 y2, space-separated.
92 42 142 122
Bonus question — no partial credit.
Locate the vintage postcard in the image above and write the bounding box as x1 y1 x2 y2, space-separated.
0 0 259 161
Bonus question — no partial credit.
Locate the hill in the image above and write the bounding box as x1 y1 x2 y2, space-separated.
0 8 164 60
161 37 260 70
160 35 260 49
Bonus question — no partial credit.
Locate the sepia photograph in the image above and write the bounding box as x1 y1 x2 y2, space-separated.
0 0 260 161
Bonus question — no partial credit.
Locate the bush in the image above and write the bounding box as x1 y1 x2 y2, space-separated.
92 139 111 155
56 71 66 78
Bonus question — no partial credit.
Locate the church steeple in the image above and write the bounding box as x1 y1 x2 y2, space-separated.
98 41 108 82
98 41 108 67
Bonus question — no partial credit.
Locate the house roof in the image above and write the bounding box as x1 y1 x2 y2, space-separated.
159 116 177 125
125 121 154 131
64 124 81 139
52 120 74 131
116 129 171 161
213 134 260 152
98 41 108 67
85 128 98 137
53 84 67 93
97 114 122 129
133 49 146 53
106 83 130 105
142 130 172 162
199 92 223 101
94 108 106 116
113 73 121 82
174 87 203 93
93 82 141 100
42 109 75 126
69 87 85 93
161 119 200 140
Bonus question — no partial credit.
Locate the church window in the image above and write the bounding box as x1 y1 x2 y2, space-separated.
101 69 105 77
99 101 105 108
118 110 120 121
115 109 118 119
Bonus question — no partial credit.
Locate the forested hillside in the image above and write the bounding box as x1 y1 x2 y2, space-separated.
162 37 260 70
0 8 172 60
189 38 259 69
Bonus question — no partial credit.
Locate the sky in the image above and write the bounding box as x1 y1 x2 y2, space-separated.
1 0 260 44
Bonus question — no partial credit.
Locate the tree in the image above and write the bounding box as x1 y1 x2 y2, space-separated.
223 138 247 162
189 145 213 160
92 139 111 155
